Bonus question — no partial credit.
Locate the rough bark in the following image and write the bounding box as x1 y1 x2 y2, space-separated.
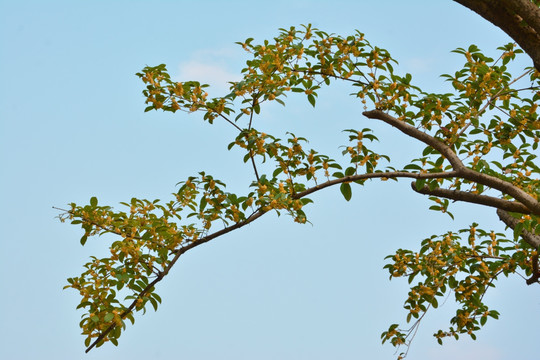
362 110 540 216
454 0 540 71
411 183 533 214
497 209 540 249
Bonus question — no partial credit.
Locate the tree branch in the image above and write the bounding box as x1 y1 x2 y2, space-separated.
83 167 461 351
362 109 540 216
85 207 267 352
213 111 242 132
362 110 466 171
84 103 539 350
294 170 459 199
460 169 540 216
454 0 540 71
411 183 532 214
496 209 540 249
500 0 540 35
248 96 261 182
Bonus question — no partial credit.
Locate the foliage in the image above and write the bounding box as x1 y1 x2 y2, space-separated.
59 23 540 357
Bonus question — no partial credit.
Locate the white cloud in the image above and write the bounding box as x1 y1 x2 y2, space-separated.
177 61 241 94
176 47 244 95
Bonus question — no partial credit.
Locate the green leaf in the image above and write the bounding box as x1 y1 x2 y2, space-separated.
273 167 283 177
307 94 316 107
104 313 114 322
480 316 487 326
340 183 352 201
111 325 122 338
199 197 207 211
513 222 524 240
151 293 162 303
422 147 433 156
403 164 422 171
415 179 426 191
149 297 159 311
90 197 98 207
76 301 92 309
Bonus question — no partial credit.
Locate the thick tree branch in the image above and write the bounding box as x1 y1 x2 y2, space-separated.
459 169 540 215
363 110 540 216
411 183 532 214
497 209 540 249
454 0 540 71
500 0 540 35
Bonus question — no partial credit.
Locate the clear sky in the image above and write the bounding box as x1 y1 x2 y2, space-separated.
1 1 539 359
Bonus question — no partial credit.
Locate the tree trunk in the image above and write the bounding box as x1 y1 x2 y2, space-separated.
454 0 540 71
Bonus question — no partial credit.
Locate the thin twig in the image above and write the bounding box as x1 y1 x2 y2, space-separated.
216 112 242 132
248 95 261 182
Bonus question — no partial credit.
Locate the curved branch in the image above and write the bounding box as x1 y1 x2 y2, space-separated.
84 169 461 351
84 121 537 351
497 209 540 249
454 0 540 71
500 0 540 35
459 169 540 215
362 110 466 171
411 183 532 214
363 109 540 215
293 170 459 199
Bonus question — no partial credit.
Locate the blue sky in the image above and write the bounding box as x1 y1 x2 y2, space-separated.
1 1 539 359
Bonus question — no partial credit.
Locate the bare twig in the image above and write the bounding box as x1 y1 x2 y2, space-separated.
216 112 243 132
